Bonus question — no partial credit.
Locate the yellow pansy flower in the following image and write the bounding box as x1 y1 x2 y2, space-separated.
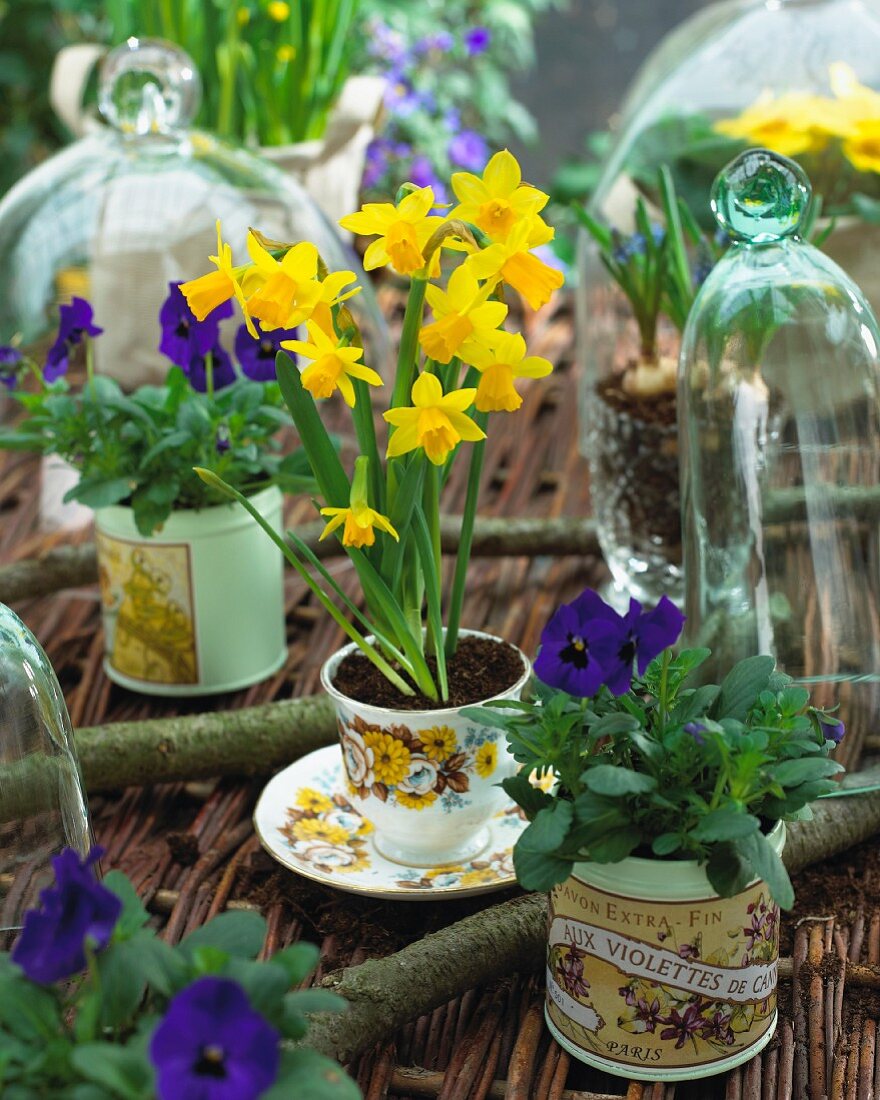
267 0 290 19
465 219 563 311
246 235 358 331
384 372 485 466
714 92 843 156
319 503 399 549
180 221 256 334
419 266 507 364
464 330 553 413
363 731 411 785
475 742 497 778
281 320 382 406
421 725 458 761
395 788 438 810
338 187 445 276
450 149 548 242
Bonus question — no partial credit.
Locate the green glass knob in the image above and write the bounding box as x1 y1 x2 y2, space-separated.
711 148 811 244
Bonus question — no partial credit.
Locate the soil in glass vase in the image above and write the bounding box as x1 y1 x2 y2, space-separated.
577 173 724 605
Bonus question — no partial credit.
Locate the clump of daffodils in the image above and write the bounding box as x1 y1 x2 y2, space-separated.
184 150 560 703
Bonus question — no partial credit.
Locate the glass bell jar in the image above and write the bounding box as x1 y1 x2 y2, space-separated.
680 148 880 753
0 37 389 387
579 0 880 605
0 604 92 937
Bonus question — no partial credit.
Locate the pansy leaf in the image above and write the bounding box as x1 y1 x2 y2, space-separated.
104 871 149 940
522 801 574 853
770 757 843 786
224 958 291 1017
180 911 267 959
70 1044 152 1100
705 840 753 900
581 825 641 864
712 655 775 722
266 1048 360 1100
271 942 320 986
691 809 760 843
65 476 132 510
512 842 573 892
737 831 795 910
584 766 656 797
501 773 553 819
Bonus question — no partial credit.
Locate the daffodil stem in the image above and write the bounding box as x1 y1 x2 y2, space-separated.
391 278 427 410
445 416 487 660
425 464 442 650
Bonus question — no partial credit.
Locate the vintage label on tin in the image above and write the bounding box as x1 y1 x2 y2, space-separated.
546 872 779 1073
96 532 198 685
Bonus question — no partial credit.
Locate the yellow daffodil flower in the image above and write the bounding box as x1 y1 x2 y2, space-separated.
450 149 548 242
237 6 250 25
281 320 382 406
465 219 563 311
180 222 256 334
843 119 880 172
338 187 445 276
246 236 358 331
464 331 553 412
267 0 290 20
319 456 398 548
714 92 845 155
276 44 296 63
418 266 507 364
384 372 485 465
830 62 880 124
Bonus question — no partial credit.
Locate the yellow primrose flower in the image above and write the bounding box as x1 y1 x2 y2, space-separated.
464 331 553 413
714 92 843 156
281 320 382 406
843 119 880 172
246 235 358 331
338 187 445 276
419 266 507 364
180 221 256 334
363 731 411 785
267 0 290 19
384 372 485 466
465 219 563 311
450 149 548 242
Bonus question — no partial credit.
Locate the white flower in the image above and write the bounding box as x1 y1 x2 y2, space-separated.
397 754 440 795
341 727 375 787
294 841 360 868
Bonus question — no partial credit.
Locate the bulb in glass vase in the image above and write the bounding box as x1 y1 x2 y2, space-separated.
680 148 880 748
0 605 92 936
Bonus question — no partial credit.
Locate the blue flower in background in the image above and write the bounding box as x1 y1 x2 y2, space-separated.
409 155 448 203
12 847 120 984
0 346 22 390
448 130 490 172
150 977 280 1100
45 297 103 382
464 26 492 55
415 31 454 54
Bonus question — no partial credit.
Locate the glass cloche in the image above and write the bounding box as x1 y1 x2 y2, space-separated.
578 0 880 605
680 149 880 750
0 38 389 386
0 603 92 934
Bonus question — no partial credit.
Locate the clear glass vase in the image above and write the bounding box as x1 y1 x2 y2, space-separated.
680 148 880 747
0 605 92 935
580 0 880 604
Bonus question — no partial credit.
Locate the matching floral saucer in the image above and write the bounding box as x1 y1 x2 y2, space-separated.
253 745 529 900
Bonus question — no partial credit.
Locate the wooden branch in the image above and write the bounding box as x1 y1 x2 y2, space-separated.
308 765 880 1065
0 517 601 604
390 1067 624 1100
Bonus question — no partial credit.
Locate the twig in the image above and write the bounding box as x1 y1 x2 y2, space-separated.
389 1067 625 1100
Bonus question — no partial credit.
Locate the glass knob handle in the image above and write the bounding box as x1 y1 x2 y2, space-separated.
711 148 812 245
97 37 202 136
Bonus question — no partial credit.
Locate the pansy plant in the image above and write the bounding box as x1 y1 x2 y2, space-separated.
1 847 358 1099
185 150 562 703
465 587 847 909
0 284 317 535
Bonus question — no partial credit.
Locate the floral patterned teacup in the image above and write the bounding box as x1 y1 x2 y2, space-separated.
320 634 531 867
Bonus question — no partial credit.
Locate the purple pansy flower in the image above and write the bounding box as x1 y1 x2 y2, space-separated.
634 596 686 674
150 977 280 1100
185 346 236 394
533 589 617 697
159 282 232 369
820 717 845 744
45 297 103 382
215 424 231 454
590 594 685 696
0 346 22 390
234 320 297 382
464 26 492 55
12 846 121 984
448 130 490 172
